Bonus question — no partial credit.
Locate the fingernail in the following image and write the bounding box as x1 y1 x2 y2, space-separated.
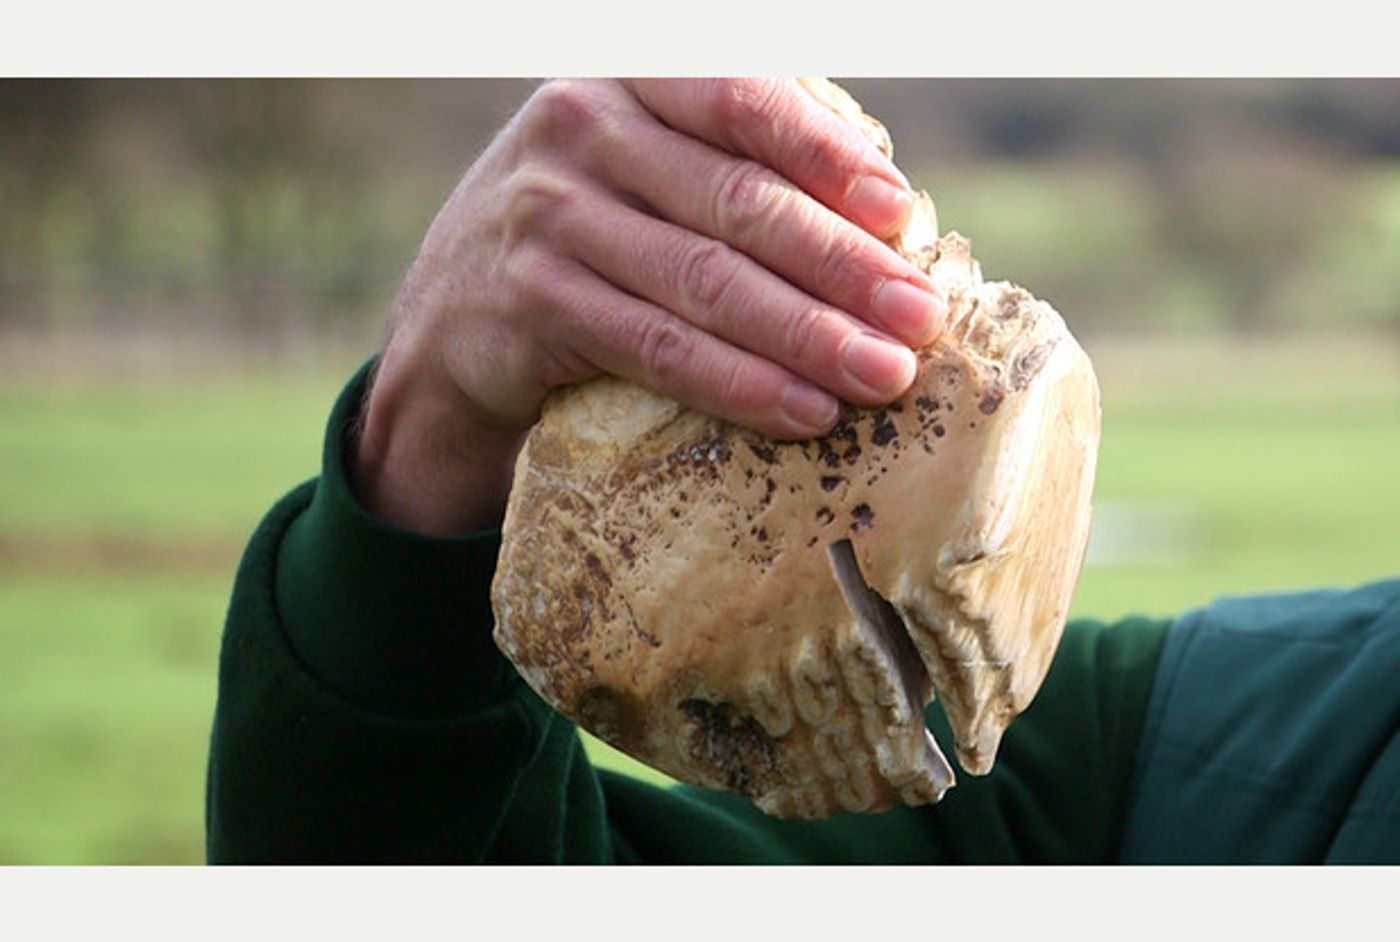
842 333 916 399
781 381 839 432
872 279 945 346
846 175 913 236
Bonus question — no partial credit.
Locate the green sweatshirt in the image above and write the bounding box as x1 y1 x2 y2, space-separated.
206 362 1400 863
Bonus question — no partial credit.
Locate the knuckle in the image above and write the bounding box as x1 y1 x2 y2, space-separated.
505 167 576 231
526 79 609 143
504 245 564 307
677 239 742 311
709 77 784 127
784 306 832 367
714 357 756 415
636 318 693 388
811 229 868 299
803 131 860 189
711 160 781 238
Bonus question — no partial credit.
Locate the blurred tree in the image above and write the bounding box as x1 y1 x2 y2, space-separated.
0 81 101 324
1151 132 1353 333
2 78 1397 358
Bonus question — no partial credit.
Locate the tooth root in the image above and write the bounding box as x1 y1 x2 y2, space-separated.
828 539 880 624
923 729 956 797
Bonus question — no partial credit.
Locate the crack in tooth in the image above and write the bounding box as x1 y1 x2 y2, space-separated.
828 540 929 707
826 539 956 800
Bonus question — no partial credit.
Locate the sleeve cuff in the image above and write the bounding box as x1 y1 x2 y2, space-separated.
274 358 518 718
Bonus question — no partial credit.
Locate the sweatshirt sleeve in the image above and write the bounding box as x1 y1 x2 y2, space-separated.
205 360 615 863
206 361 1169 864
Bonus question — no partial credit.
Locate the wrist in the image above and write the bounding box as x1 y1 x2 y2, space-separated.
351 356 527 537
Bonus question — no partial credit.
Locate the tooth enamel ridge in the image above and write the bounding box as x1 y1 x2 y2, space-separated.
489 79 1100 818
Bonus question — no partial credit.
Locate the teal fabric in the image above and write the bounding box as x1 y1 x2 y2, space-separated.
1121 579 1400 863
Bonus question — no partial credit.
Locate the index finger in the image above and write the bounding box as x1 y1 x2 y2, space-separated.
619 77 916 240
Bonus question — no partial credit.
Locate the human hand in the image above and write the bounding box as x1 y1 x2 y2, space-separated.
353 78 946 535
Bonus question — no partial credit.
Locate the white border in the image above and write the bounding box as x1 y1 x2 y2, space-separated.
0 865 1395 940
5 1 1399 76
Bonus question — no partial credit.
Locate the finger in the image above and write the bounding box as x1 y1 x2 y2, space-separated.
591 112 944 347
620 77 914 239
528 254 841 438
556 186 918 407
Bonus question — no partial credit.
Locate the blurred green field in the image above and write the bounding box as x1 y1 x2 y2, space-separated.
1 335 1398 863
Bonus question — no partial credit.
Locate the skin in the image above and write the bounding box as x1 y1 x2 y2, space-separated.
352 78 947 536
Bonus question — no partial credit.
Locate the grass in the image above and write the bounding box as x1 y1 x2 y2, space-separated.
1 334 1397 862
1078 394 1400 616
0 576 226 863
0 379 331 541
